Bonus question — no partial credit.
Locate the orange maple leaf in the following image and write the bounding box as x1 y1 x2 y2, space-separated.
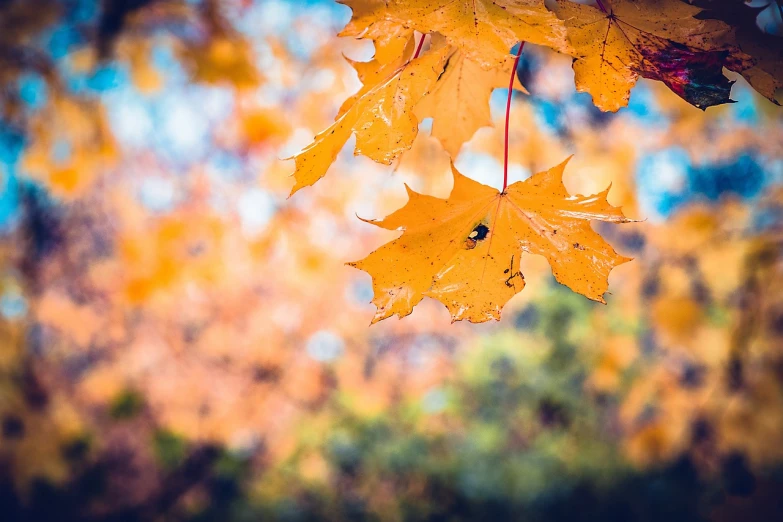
414 42 527 157
288 45 450 195
339 0 570 68
349 157 632 324
338 0 414 65
552 0 752 111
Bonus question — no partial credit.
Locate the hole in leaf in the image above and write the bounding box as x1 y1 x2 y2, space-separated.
465 224 489 250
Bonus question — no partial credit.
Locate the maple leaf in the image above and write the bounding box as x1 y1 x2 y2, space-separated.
340 0 570 69
288 45 450 195
731 33 783 105
336 35 416 119
692 0 783 105
551 0 751 111
339 0 414 65
414 44 527 157
349 157 632 324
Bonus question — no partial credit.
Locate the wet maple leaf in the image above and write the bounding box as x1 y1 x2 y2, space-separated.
349 158 632 323
336 35 416 119
288 45 450 195
339 0 570 69
552 0 750 111
414 44 527 157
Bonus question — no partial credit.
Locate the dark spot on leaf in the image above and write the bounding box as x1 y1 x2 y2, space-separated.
469 224 489 241
465 224 489 249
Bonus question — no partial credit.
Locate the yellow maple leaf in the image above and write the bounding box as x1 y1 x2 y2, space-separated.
415 44 527 157
349 157 632 323
552 0 749 111
345 0 571 68
339 0 414 65
288 45 450 195
340 0 569 69
336 35 416 119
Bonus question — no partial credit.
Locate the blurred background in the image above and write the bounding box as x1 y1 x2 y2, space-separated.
0 1 782 521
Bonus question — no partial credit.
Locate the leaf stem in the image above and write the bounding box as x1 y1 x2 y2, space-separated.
412 34 426 59
502 42 524 193
595 0 608 12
